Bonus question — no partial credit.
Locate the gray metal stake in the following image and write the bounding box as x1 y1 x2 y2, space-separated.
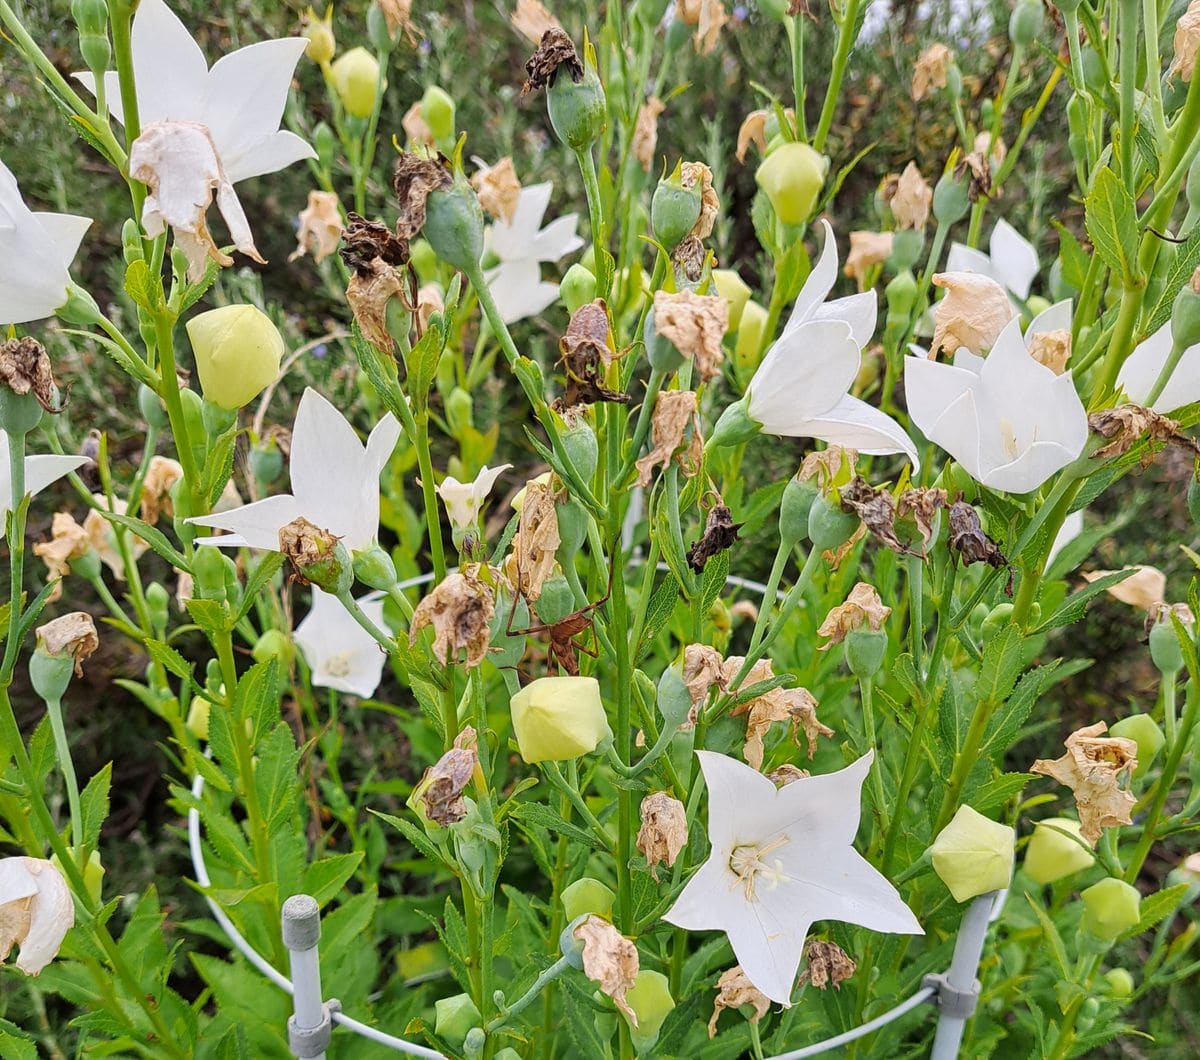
926 890 1000 1059
282 894 338 1060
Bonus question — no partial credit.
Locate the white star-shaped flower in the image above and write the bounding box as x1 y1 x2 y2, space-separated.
484 182 584 324
0 160 91 325
664 751 922 1005
187 388 399 551
945 219 1040 301
738 219 919 464
294 589 387 698
76 0 315 280
434 463 512 531
905 301 1087 494
0 432 88 540
1116 320 1200 413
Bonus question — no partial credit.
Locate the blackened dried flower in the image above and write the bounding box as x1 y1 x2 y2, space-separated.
687 504 741 573
0 337 61 412
392 153 452 241
522 27 583 95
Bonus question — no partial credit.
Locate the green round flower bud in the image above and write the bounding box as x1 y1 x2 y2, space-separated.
424 179 485 273
1109 714 1165 779
713 269 752 332
330 47 380 118
1171 283 1200 350
146 581 170 633
1023 817 1095 885
933 171 971 225
510 676 611 764
193 545 231 602
1081 878 1141 942
421 85 456 144
807 494 859 553
186 695 211 741
888 230 924 273
434 992 481 1050
1009 0 1043 48
708 397 761 448
885 269 919 317
248 440 284 488
353 543 398 592
252 629 293 666
1080 47 1107 97
625 969 675 1050
445 387 474 437
946 63 963 99
651 169 702 252
755 142 829 226
313 122 338 169
548 60 607 150
185 304 283 411
1149 618 1187 675
302 6 335 64
845 627 888 680
930 804 1015 901
562 877 616 922
980 602 1015 641
1104 968 1134 999
561 263 598 315
780 477 818 547
734 300 768 376
561 416 600 482
138 385 169 430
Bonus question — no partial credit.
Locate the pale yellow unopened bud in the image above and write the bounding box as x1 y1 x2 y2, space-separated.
185 304 284 410
930 804 1014 902
331 47 380 118
510 676 611 763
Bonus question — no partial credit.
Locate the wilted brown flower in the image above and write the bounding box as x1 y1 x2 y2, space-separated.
1089 405 1200 463
471 157 522 223
33 513 91 599
632 97 666 172
896 487 949 552
415 283 444 335
817 583 890 649
379 0 419 43
1170 0 1200 80
766 763 809 787
844 231 893 291
511 0 562 45
681 161 720 240
82 499 147 578
694 0 728 54
510 479 561 601
35 612 99 677
912 43 952 100
0 337 60 412
686 503 739 573
955 151 992 202
683 643 727 721
1028 329 1071 375
708 965 771 1037
289 190 344 264
1031 722 1138 845
557 300 628 408
573 916 640 1025
417 744 479 825
1083 565 1166 610
636 792 688 879
889 162 932 230
0 857 74 976
140 456 183 526
725 657 832 768
973 131 1006 166
653 290 728 381
393 153 452 241
279 517 346 589
347 259 406 355
839 477 909 554
947 497 1009 586
797 445 858 494
410 566 496 667
522 26 582 94
340 212 409 274
799 941 856 990
635 390 703 488
930 272 1015 357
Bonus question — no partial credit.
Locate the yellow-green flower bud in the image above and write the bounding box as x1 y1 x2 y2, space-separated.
353 542 398 591
561 264 597 315
651 164 702 252
1023 817 1094 884
331 47 380 118
1109 714 1164 779
625 969 675 1051
52 848 104 904
755 142 829 226
186 694 211 741
1104 968 1134 999
510 676 611 764
421 85 456 144
252 629 293 666
146 581 170 634
424 178 485 273
192 545 232 602
713 269 752 333
548 53 607 150
562 877 616 922
185 305 283 411
302 6 335 65
930 804 1015 902
734 300 768 376
434 992 481 1050
1081 878 1141 942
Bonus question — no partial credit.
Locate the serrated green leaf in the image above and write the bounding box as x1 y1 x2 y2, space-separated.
80 762 112 850
144 638 193 680
1120 882 1189 940
98 509 190 572
124 259 161 312
637 571 681 660
1030 568 1135 633
370 809 457 872
1085 168 1139 284
513 801 610 852
301 851 364 907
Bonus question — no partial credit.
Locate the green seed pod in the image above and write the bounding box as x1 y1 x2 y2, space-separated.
537 574 576 624
1009 0 1043 48
807 494 859 552
421 85 456 144
424 179 485 273
657 666 692 729
1109 714 1165 779
29 646 75 703
353 542 398 591
561 263 598 314
548 57 607 150
643 312 685 375
651 164 702 252
932 170 970 225
556 498 589 558
779 477 818 547
1171 282 1200 350
561 416 600 482
1149 618 1187 675
888 230 924 273
248 440 284 488
138 384 169 430
845 628 887 680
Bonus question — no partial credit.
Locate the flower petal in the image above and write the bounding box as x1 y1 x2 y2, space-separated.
21 455 90 506
130 0 210 125
766 752 873 847
782 217 839 333
695 750 780 853
73 72 125 124
489 183 553 262
792 394 920 466
1116 321 1200 412
295 589 386 698
31 212 92 270
989 219 1039 299
812 291 877 349
944 242 995 281
530 213 585 263
785 845 923 938
1026 298 1072 338
485 259 559 324
748 319 861 428
980 440 1081 494
188 493 302 550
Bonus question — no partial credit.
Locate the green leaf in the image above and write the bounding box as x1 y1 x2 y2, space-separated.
1030 569 1135 633
125 259 161 312
186 597 230 637
1026 894 1070 977
234 658 282 738
369 809 457 872
699 548 730 613
1146 225 1200 335
1120 882 1190 940
405 321 445 414
969 772 1033 815
512 801 609 852
144 638 193 681
203 425 240 508
233 552 284 624
302 852 365 907
80 762 112 850
1053 221 1091 292
98 509 191 572
975 624 1025 706
637 572 681 660
253 722 301 837
1085 167 1139 284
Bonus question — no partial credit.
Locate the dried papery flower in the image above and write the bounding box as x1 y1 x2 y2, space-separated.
672 235 708 282
653 290 729 380
799 940 856 990
817 583 890 649
558 300 628 407
844 231 893 291
694 0 728 54
730 600 758 623
1145 600 1196 637
973 132 1007 166
0 337 60 412
416 283 445 334
1031 722 1138 845
392 153 452 241
683 643 727 722
34 514 91 598
511 0 562 45
736 110 770 163
417 744 479 825
522 26 583 94
510 479 561 600
635 390 703 488
946 498 1009 582
680 161 720 240
896 487 948 552
379 0 419 43
1088 405 1200 463
0 857 74 975
279 516 349 592
633 97 666 173
797 446 858 495
471 157 522 223
1171 0 1200 80
686 503 740 574
1083 565 1166 610
930 272 1015 357
340 212 409 273
347 261 405 355
140 456 183 526
636 792 688 879
35 612 99 677
410 565 496 667
889 163 932 230
708 965 771 1037
956 151 992 202
289 190 343 264
839 477 908 554
766 763 809 787
912 43 952 100
725 657 832 768
1027 328 1071 375
83 499 148 579
573 916 640 1025
402 101 433 147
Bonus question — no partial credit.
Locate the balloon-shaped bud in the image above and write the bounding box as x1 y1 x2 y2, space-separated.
185 305 283 411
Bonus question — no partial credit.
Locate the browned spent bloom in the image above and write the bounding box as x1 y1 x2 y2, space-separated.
1145 600 1195 638
140 456 183 526
682 643 727 721
410 565 496 667
36 612 99 677
558 301 629 407
787 687 834 757
1028 329 1072 375
511 0 562 46
799 940 856 990
636 792 688 880
653 290 729 381
34 513 91 594
1082 565 1166 610
1171 0 1200 80
955 151 992 202
672 235 708 282
694 0 728 54
347 261 406 355
839 476 910 554
416 283 444 335
686 503 740 574
797 445 858 494
727 656 831 768
632 96 666 173
817 583 890 649
340 212 410 274
730 599 758 623
895 488 948 553
890 162 932 230
931 272 1014 357
635 390 703 488
681 161 720 240
402 101 434 147
393 153 452 241
523 27 582 95
278 516 343 586
708 965 771 1038
845 231 894 291
471 157 522 223
379 0 419 43
511 479 561 601
974 131 1006 166
1089 405 1200 464
0 337 60 412
766 763 810 787
736 110 770 163
946 496 1009 582
1031 722 1138 845
419 745 479 825
573 916 640 1025
912 43 952 100
289 190 344 265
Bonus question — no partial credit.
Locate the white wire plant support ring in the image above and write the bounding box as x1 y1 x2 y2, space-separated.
186 568 1002 1058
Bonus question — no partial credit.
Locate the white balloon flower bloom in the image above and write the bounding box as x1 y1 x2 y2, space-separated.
76 0 315 281
1116 320 1200 413
905 301 1088 494
0 161 91 325
710 219 919 465
484 183 584 324
664 751 921 1005
435 464 513 531
0 431 89 539
0 857 74 976
945 218 1040 301
295 589 387 699
188 388 399 551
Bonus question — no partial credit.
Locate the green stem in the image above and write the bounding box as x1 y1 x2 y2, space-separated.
44 697 84 859
860 677 888 832
576 146 609 301
1144 339 1188 408
153 313 201 515
2 429 29 679
1162 673 1178 748
786 16 807 141
1118 0 1140 193
812 0 863 152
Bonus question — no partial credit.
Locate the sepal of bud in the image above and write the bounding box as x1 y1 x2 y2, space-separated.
929 804 1015 901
